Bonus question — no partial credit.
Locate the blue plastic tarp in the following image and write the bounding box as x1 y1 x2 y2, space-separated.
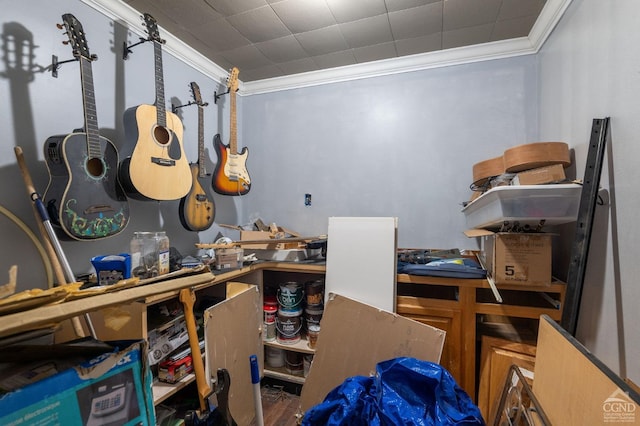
302 357 485 426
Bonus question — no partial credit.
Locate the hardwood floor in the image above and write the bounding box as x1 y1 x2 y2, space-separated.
255 384 302 426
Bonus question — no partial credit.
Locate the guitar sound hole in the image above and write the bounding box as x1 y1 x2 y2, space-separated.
154 126 171 146
86 157 105 178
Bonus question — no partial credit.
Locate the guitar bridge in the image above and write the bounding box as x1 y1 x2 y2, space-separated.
151 157 176 167
84 204 115 214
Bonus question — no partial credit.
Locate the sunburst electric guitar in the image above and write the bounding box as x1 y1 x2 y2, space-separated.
43 13 129 240
178 82 215 231
212 68 251 195
119 13 191 201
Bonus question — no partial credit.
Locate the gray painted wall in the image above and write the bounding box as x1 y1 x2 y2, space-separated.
241 57 539 249
537 0 639 386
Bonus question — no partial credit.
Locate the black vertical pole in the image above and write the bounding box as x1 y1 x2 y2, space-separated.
561 117 610 335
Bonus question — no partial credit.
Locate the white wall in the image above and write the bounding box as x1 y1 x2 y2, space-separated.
538 0 639 385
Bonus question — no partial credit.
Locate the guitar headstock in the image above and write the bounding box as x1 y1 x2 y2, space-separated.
226 67 239 92
142 13 164 44
190 81 203 105
60 13 92 61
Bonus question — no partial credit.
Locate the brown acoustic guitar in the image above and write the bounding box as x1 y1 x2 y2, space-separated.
212 68 251 196
118 13 191 201
179 82 215 232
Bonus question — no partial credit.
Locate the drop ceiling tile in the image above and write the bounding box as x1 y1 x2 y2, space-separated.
442 23 494 49
388 2 443 40
313 50 358 69
443 0 502 30
395 32 442 55
271 0 337 33
325 0 388 24
384 0 441 13
491 15 537 41
255 35 308 63
340 14 393 49
208 53 236 73
241 64 285 81
204 0 268 16
190 18 251 51
277 57 319 75
219 44 273 70
226 6 291 43
295 25 349 56
498 0 547 21
166 0 223 26
352 42 397 63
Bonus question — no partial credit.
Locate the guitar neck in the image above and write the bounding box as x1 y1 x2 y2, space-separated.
79 57 102 159
197 105 206 177
229 87 237 155
153 41 167 127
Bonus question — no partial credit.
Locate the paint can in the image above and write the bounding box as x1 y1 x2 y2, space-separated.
307 324 320 349
304 279 325 307
277 281 304 311
285 351 303 376
276 307 303 345
265 346 285 368
303 354 314 377
304 305 324 329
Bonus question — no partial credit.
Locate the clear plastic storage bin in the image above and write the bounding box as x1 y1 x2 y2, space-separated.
462 184 582 230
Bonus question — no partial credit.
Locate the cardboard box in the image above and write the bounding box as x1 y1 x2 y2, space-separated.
0 340 155 425
511 163 566 186
466 229 552 286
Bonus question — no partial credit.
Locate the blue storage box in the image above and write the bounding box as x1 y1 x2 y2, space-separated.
91 253 132 286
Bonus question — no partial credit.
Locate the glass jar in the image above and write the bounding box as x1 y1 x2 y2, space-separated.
130 231 170 278
155 231 170 275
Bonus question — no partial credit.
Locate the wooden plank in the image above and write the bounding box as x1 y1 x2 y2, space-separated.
300 294 445 412
533 315 640 424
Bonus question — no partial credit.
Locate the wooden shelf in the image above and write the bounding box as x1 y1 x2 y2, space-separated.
264 366 306 385
152 373 196 405
265 338 315 355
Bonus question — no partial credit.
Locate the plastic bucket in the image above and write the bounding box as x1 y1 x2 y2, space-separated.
276 308 303 345
277 281 304 310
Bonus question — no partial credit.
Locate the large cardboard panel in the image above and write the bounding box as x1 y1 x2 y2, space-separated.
300 293 445 412
204 284 261 426
533 316 640 424
325 217 397 312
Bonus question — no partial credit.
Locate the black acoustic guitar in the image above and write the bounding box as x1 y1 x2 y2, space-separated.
179 82 215 231
43 13 129 240
118 13 191 201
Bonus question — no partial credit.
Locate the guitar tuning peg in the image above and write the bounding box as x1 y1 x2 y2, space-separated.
56 23 64 30
62 40 69 45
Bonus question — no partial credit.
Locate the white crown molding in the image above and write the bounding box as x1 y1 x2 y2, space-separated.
81 0 572 97
243 37 535 95
79 0 230 86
